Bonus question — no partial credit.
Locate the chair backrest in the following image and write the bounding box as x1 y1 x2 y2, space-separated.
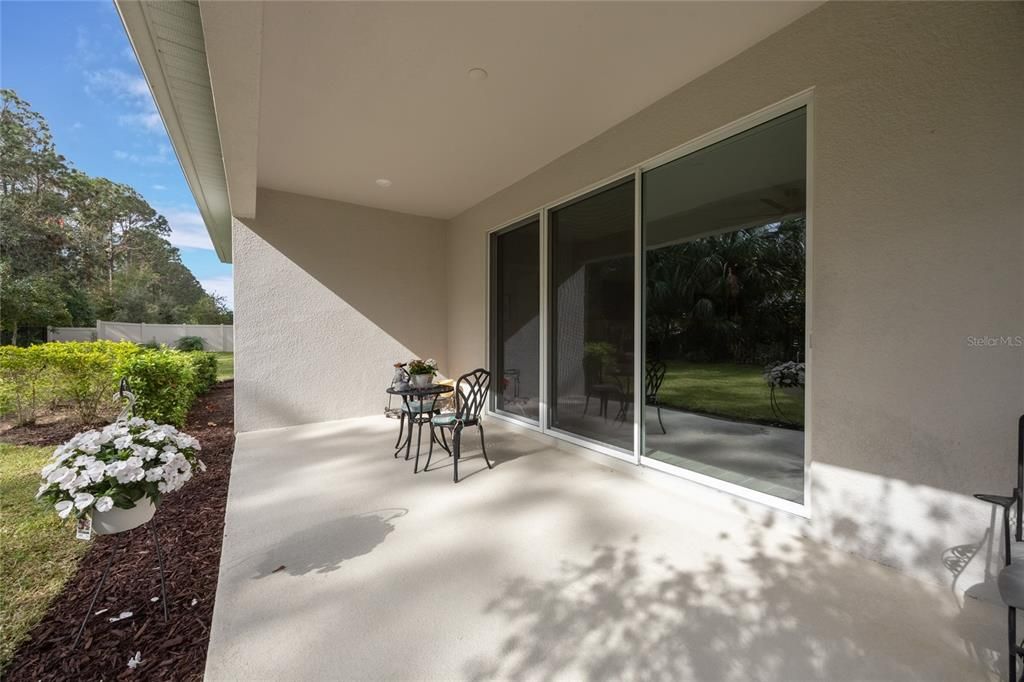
645 360 667 401
455 368 491 422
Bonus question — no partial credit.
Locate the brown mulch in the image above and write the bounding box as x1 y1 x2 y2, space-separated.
4 380 236 682
0 411 102 448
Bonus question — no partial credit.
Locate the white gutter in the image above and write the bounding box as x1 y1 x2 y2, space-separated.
114 0 233 263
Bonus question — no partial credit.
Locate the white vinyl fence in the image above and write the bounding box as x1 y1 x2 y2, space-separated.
46 326 96 342
48 321 233 351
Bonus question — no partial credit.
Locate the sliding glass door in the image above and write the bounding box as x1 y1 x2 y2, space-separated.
642 108 807 502
487 99 809 509
490 218 541 422
548 179 634 452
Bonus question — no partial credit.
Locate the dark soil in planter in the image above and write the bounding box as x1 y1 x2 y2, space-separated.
4 381 235 682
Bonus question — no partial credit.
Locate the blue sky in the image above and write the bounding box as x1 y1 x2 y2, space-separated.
0 1 233 307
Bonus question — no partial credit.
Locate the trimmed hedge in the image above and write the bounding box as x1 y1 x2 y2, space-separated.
0 345 50 425
175 335 205 351
0 341 217 427
187 351 218 393
48 341 144 423
117 350 197 426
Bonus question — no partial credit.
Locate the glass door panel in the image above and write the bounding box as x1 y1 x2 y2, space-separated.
549 179 635 451
490 218 541 421
642 108 807 502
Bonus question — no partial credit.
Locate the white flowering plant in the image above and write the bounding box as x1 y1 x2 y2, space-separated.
763 361 805 390
406 358 437 376
36 417 204 520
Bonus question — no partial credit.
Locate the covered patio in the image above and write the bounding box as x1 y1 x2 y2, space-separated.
206 416 1003 680
113 1 1023 677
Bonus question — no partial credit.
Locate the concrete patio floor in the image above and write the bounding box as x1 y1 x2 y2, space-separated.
206 416 1004 681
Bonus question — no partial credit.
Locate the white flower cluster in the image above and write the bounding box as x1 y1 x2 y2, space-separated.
37 417 204 520
763 361 805 389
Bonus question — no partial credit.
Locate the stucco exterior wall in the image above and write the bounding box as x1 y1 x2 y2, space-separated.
234 189 447 431
445 1 1024 592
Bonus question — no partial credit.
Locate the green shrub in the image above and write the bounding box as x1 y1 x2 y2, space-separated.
0 379 16 417
187 351 218 393
40 341 142 424
117 350 197 426
175 335 205 352
0 346 52 424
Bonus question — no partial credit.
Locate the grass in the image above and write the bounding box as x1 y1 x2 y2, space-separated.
658 361 804 427
0 443 90 671
214 352 233 381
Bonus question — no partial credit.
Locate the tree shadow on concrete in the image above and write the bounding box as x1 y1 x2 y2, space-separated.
250 508 406 579
464 513 1004 681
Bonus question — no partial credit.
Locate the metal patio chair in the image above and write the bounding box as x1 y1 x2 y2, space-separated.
425 368 492 483
975 414 1024 681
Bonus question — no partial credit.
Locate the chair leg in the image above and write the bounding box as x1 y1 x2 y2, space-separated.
395 413 405 450
453 426 462 483
657 405 666 434
1011 606 1018 682
479 424 492 470
583 395 590 415
438 425 451 455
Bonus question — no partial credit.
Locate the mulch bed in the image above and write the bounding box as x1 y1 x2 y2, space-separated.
4 380 236 682
0 413 101 448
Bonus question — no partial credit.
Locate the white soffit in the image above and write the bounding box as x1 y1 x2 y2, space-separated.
115 0 232 263
255 1 823 219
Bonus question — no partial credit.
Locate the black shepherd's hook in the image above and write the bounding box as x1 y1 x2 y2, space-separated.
116 378 136 420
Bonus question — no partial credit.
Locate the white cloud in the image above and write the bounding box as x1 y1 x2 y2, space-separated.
113 144 172 165
85 68 150 99
152 184 167 191
200 276 234 309
118 111 164 133
71 121 84 130
158 207 216 251
84 68 163 134
75 26 102 65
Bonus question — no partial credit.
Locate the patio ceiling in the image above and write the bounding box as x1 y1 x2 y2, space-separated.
120 1 822 262
253 1 820 220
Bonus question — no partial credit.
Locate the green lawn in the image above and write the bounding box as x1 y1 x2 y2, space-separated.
658 361 804 427
0 444 90 672
215 352 233 381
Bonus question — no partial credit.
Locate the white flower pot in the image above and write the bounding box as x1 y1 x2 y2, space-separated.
410 374 433 388
91 498 157 535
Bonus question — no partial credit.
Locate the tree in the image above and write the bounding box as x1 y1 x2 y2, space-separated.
0 89 232 341
645 218 805 364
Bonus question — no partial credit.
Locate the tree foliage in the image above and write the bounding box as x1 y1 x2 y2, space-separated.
646 219 805 364
0 89 231 345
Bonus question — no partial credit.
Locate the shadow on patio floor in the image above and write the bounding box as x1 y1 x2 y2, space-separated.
251 508 407 579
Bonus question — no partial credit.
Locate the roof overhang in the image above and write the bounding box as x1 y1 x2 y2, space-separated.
115 0 234 263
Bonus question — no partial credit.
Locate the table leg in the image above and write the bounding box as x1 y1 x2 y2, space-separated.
414 418 425 473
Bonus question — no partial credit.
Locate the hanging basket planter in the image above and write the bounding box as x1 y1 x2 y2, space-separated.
91 498 158 535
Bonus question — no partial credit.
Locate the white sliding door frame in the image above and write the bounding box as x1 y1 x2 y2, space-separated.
484 88 814 518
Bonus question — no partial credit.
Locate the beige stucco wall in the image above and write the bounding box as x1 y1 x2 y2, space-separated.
445 1 1024 592
234 188 447 431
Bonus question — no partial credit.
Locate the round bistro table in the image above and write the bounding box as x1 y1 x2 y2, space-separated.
386 384 454 473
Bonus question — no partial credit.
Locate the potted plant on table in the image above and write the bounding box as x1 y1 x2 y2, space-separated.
406 358 438 389
36 417 204 534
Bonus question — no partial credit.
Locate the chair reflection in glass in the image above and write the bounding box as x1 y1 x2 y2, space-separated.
612 359 668 435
